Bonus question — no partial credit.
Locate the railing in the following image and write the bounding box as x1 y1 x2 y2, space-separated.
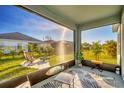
0 60 75 88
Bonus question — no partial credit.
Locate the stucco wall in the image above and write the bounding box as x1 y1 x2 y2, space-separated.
0 39 28 53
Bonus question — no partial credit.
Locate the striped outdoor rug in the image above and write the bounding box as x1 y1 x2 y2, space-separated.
40 70 115 88
41 81 61 88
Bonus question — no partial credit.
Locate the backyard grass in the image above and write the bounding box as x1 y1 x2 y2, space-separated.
0 50 116 81
49 54 74 66
82 50 117 64
0 55 36 81
0 53 74 81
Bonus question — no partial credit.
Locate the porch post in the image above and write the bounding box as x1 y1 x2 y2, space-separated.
121 8 124 79
74 25 81 65
117 26 121 65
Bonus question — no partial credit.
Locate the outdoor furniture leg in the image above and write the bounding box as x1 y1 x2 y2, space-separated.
61 83 62 88
91 64 97 70
61 64 63 72
97 64 103 72
73 78 74 88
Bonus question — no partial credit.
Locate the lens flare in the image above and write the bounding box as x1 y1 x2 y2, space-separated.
57 27 67 63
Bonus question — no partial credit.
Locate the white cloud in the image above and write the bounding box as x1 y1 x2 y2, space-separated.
22 17 72 33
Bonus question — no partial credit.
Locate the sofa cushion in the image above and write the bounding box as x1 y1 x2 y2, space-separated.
81 60 96 67
101 63 120 72
81 60 120 73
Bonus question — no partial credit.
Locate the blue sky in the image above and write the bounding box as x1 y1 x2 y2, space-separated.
0 5 117 43
81 25 117 44
0 5 73 41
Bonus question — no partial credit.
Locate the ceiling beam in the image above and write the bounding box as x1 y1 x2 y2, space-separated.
78 15 121 31
20 5 76 31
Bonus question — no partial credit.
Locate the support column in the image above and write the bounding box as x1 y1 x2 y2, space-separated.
74 25 81 65
121 8 124 79
117 25 121 65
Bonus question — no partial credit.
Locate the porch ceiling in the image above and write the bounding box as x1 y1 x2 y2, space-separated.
21 5 123 31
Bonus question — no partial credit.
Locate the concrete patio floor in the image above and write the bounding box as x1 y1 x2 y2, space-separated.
74 65 124 88
32 65 124 88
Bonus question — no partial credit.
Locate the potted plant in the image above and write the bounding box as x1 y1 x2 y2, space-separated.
75 50 84 65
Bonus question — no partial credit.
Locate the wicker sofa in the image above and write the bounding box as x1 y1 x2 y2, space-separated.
81 60 120 73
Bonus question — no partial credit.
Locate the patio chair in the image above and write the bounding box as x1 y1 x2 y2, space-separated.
23 51 34 66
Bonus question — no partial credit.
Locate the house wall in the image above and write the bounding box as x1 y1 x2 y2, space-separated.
0 39 28 54
121 8 124 79
117 26 121 65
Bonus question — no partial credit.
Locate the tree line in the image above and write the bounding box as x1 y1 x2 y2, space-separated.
81 40 117 60
0 41 74 59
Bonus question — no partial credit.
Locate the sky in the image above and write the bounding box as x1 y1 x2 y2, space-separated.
0 5 117 43
0 5 73 41
81 25 117 44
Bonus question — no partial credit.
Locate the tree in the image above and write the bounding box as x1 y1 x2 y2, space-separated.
92 41 102 60
10 49 16 59
38 45 54 62
81 42 91 51
0 48 4 59
28 43 39 53
103 40 117 57
6 46 17 59
17 44 23 54
28 43 34 52
38 45 54 57
37 45 43 55
46 45 54 56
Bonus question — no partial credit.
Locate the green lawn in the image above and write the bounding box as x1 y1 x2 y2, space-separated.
49 54 74 66
0 50 116 81
83 50 117 64
0 49 116 81
0 55 36 81
0 53 74 81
